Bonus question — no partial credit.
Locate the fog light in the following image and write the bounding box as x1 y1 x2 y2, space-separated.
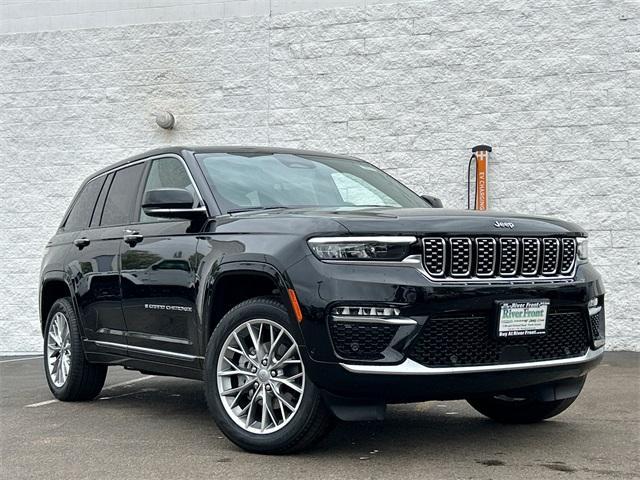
332 306 400 317
588 297 598 308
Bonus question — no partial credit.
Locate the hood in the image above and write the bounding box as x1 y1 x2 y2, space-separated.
214 207 585 237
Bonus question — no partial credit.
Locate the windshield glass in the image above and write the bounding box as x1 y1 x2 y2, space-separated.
196 152 427 213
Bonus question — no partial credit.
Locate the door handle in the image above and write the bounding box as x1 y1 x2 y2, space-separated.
73 237 90 249
123 229 144 246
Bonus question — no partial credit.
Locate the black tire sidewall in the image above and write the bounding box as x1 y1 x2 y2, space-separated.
468 378 585 423
204 298 325 453
43 297 87 400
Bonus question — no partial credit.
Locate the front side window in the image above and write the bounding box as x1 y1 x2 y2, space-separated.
64 176 106 231
100 163 145 227
139 157 196 222
196 152 426 213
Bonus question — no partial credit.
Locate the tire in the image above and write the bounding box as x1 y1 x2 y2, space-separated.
43 297 107 401
204 296 334 454
467 378 585 424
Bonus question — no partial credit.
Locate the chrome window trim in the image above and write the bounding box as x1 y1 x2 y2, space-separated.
89 153 209 217
94 340 202 361
449 237 472 277
499 237 519 276
330 315 417 326
340 347 604 375
475 237 497 277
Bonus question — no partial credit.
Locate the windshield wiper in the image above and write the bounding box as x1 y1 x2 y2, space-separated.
226 206 299 214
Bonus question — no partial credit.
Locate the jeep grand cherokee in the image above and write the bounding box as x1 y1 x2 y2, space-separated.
40 147 605 453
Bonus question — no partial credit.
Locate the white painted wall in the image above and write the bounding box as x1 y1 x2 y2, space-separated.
0 0 638 353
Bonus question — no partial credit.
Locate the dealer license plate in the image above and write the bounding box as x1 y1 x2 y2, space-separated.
497 300 549 338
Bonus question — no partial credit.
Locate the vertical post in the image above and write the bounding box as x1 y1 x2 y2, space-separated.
471 145 492 211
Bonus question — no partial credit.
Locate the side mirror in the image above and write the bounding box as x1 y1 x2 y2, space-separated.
142 188 207 219
421 194 444 208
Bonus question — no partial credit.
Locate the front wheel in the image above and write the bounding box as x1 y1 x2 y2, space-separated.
467 378 585 424
204 297 334 454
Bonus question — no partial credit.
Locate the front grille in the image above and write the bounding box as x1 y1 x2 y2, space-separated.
422 236 577 281
408 311 589 367
329 320 398 360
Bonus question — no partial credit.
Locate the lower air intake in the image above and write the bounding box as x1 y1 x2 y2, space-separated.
408 311 589 367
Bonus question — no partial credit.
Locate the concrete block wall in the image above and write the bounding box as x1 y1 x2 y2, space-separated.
0 0 638 353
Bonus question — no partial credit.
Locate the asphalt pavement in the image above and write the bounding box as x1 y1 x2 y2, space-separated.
1 352 638 480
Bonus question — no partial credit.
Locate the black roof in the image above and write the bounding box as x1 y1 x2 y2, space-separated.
92 146 363 178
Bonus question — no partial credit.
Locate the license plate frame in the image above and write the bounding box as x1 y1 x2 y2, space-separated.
496 299 550 338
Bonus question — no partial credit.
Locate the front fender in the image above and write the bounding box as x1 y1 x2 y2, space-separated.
196 259 303 355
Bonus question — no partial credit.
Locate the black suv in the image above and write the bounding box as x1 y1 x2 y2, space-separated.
40 147 605 453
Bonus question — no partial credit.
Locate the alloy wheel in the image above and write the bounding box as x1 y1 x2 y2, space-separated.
47 312 72 388
216 319 305 434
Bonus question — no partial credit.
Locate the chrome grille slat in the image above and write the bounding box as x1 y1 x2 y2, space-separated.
449 238 472 277
423 238 446 276
422 236 577 282
499 237 519 276
521 238 540 276
475 238 496 277
542 238 560 275
560 238 576 274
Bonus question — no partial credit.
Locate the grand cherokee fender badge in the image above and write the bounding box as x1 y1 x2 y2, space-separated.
494 221 515 229
144 303 193 312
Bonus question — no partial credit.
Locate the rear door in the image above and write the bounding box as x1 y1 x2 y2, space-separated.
119 155 202 361
73 163 146 350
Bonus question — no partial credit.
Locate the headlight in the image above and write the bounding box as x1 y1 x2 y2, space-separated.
577 237 589 261
307 236 416 261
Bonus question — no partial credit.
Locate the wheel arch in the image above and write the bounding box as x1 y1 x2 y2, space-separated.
40 273 74 334
201 261 300 349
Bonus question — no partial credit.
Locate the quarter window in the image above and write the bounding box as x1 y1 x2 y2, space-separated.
64 176 106 231
139 157 196 223
100 163 145 227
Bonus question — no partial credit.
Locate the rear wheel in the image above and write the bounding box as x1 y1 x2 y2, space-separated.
205 297 334 454
44 298 107 401
467 379 585 424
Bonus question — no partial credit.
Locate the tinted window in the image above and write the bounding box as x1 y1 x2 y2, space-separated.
100 163 145 227
90 174 113 228
139 157 195 222
196 153 426 213
64 176 106 231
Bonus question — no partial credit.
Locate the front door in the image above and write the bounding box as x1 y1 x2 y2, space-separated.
119 156 202 361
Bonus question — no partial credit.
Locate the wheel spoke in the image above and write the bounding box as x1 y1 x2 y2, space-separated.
264 393 278 427
260 386 268 432
271 377 303 394
220 381 253 397
232 332 257 367
246 324 261 360
267 329 284 364
270 344 296 370
245 388 260 428
271 388 295 412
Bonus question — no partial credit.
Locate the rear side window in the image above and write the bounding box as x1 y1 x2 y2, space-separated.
64 176 106 232
100 163 145 227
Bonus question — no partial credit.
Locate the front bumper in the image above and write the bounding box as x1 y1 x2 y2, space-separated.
287 255 605 401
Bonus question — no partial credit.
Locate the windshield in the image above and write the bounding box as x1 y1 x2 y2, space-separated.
196 152 427 213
